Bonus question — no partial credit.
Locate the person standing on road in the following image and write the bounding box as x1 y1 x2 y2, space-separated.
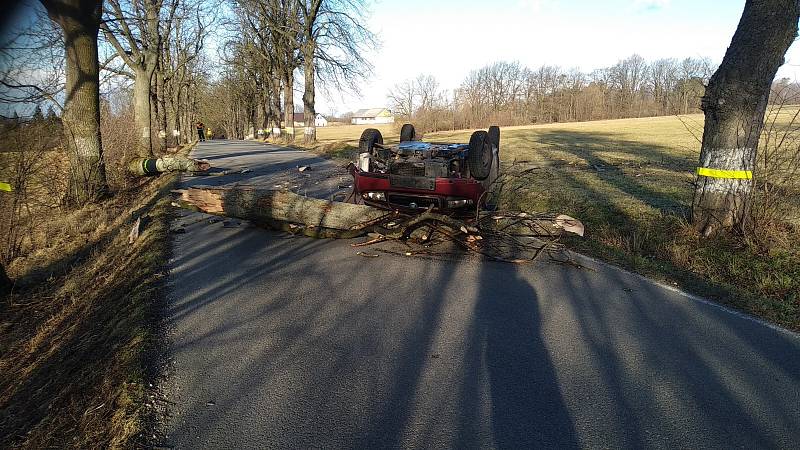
196 121 206 142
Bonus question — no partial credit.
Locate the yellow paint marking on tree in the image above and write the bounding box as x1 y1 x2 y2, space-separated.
696 167 753 179
0 182 11 192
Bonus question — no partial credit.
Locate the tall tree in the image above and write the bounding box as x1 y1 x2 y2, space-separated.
101 0 168 157
692 0 800 236
40 0 108 204
298 0 322 143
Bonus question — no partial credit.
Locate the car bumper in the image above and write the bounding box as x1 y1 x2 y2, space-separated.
350 165 485 211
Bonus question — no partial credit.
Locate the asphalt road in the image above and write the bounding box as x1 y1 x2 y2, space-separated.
164 139 800 449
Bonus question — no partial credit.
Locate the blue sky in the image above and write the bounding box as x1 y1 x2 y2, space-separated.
318 0 800 114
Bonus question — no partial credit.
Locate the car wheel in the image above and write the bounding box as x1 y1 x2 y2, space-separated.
488 125 500 151
400 123 416 142
359 128 383 154
468 130 492 180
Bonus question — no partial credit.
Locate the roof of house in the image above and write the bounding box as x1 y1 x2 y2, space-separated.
352 108 391 118
293 113 326 121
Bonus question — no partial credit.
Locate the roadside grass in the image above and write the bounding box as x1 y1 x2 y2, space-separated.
0 153 183 447
299 114 799 330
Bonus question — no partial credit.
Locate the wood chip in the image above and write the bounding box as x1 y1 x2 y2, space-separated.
128 217 141 244
356 251 379 258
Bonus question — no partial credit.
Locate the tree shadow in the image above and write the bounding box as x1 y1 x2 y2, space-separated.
555 262 800 448
530 129 694 215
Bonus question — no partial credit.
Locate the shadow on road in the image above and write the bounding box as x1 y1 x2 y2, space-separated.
457 260 579 448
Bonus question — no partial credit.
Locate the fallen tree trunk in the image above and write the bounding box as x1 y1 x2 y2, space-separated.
128 155 210 176
175 186 393 238
175 186 585 263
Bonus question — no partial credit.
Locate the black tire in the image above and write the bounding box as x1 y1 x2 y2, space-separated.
359 128 383 154
487 125 500 151
400 123 416 142
468 130 492 180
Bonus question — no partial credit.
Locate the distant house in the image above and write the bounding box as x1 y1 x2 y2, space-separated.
292 112 328 127
351 108 395 125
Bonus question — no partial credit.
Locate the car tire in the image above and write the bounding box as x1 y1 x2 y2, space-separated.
488 125 500 151
400 123 416 142
359 128 383 154
468 130 492 180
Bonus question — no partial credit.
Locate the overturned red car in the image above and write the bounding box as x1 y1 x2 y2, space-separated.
349 124 500 212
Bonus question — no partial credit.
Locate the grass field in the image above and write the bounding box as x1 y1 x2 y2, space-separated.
303 114 799 330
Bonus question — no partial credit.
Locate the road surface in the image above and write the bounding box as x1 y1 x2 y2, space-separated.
164 139 800 449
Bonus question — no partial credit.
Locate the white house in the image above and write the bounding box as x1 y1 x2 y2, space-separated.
351 108 395 125
292 112 328 127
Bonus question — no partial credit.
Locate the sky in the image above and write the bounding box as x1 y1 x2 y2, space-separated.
315 0 800 115
2 0 800 117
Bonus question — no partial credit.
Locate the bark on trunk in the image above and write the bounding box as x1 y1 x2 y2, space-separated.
692 0 800 236
156 65 168 151
283 70 294 143
134 69 154 157
270 80 282 139
177 187 390 238
128 155 210 175
41 0 108 204
302 42 316 144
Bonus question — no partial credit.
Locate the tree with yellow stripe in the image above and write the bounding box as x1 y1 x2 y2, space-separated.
693 0 799 236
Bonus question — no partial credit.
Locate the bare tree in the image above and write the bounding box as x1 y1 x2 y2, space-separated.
387 79 415 119
101 0 172 156
692 0 800 236
40 0 108 203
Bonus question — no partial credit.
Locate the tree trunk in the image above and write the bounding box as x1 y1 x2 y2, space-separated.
172 87 182 146
134 68 154 156
177 187 389 238
128 155 209 175
302 42 316 144
156 65 168 151
692 0 799 236
270 78 282 139
283 70 294 143
260 98 269 139
41 0 108 204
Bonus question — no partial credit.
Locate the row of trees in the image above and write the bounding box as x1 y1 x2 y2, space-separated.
388 55 713 132
207 0 373 143
1 0 215 204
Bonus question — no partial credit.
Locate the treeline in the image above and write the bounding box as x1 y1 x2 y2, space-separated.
101 0 213 154
388 55 715 132
203 0 373 143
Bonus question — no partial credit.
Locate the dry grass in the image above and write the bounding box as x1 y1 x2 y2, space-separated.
0 167 183 448
301 113 800 330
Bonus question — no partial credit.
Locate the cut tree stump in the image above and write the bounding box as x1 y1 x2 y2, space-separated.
128 155 210 176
